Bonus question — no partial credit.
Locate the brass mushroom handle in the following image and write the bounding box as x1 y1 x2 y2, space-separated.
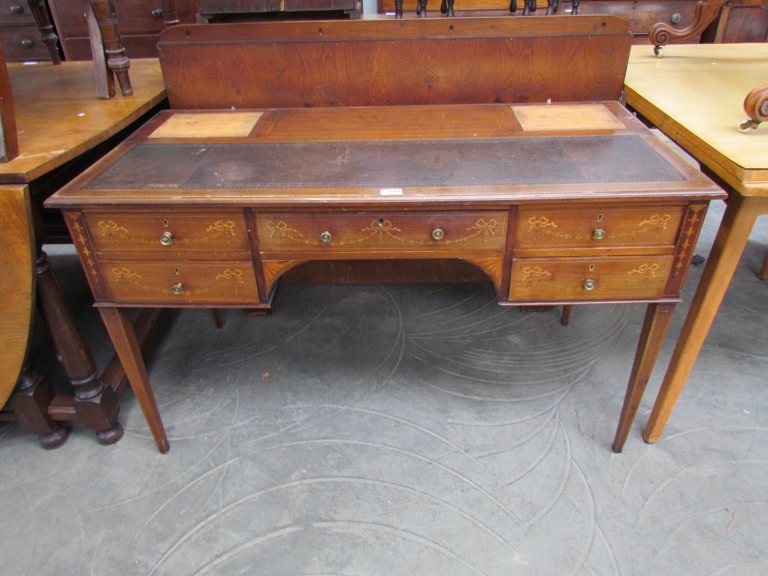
583 279 597 291
432 228 444 240
9 4 23 14
171 283 183 295
320 231 332 243
159 231 173 246
592 228 606 240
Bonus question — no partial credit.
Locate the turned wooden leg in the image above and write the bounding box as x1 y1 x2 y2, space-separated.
35 246 123 444
159 0 179 25
89 0 132 96
612 302 675 452
644 194 766 444
394 0 403 18
446 0 454 16
11 366 69 448
99 307 169 453
26 0 61 64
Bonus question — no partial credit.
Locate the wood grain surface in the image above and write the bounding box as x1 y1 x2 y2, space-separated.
0 59 166 184
626 44 768 195
0 185 35 406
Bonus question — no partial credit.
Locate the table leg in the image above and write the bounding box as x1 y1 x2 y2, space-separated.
99 307 169 453
89 0 132 96
35 245 123 444
26 0 61 64
759 250 768 281
644 194 767 443
612 302 675 452
12 366 69 448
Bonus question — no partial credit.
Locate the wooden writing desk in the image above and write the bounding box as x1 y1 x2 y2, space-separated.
625 44 768 443
46 18 723 453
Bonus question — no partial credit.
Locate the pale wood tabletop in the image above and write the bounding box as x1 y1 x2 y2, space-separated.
0 59 166 184
625 43 768 444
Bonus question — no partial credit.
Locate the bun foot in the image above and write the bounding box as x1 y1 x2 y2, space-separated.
39 425 70 449
95 422 124 445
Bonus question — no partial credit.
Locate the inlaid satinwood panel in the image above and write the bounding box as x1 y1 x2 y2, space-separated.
509 255 674 301
257 212 508 258
516 206 685 252
102 261 260 305
84 212 250 256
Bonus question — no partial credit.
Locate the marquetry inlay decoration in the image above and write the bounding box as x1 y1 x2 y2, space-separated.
266 218 503 247
109 267 252 296
628 264 660 277
673 205 706 276
528 216 558 231
521 266 552 282
111 267 141 281
638 214 671 229
98 220 129 235
215 269 244 283
206 220 237 235
462 257 504 290
67 213 100 279
262 260 306 292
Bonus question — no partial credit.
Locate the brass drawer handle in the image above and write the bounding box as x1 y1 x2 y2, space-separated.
159 231 173 246
583 279 597 291
10 4 23 14
320 231 332 243
432 228 444 240
592 228 606 240
171 283 183 295
20 39 34 49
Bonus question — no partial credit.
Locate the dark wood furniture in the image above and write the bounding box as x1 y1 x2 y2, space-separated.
47 17 723 454
0 59 166 447
378 0 768 44
624 43 768 444
197 0 361 22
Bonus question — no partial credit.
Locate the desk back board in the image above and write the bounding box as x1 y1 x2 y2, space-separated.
157 16 632 110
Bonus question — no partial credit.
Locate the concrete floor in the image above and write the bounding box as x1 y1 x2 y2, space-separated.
2 196 768 575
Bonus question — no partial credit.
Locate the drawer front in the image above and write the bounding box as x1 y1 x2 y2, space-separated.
257 212 507 256
102 261 260 304
0 0 35 25
85 212 249 255
0 26 51 61
509 256 673 301
517 206 684 250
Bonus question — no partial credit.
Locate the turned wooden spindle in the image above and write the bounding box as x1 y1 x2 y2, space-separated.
394 0 403 17
649 0 731 56
739 85 768 132
509 0 517 12
159 0 180 26
571 0 580 14
26 0 61 64
416 0 428 17
89 0 132 96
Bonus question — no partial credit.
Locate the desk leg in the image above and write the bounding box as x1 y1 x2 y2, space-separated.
12 366 69 448
613 302 675 452
644 194 766 443
99 307 169 453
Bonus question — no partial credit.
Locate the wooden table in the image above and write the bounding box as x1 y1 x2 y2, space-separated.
624 43 768 444
0 59 166 447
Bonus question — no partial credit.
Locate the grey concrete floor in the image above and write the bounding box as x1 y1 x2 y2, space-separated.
2 197 768 575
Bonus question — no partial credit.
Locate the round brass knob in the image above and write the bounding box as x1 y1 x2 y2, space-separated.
151 8 163 17
670 12 681 24
171 283 183 295
320 231 332 243
592 228 606 240
432 228 444 240
20 39 33 49
159 231 173 246
583 279 597 291
9 4 23 14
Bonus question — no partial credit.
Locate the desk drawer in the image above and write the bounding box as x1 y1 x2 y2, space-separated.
102 261 259 304
517 206 684 251
509 255 673 301
257 212 507 256
84 212 249 255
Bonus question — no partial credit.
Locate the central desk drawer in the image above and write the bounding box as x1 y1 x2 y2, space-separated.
509 255 673 301
102 261 259 304
517 206 684 250
257 212 507 256
84 212 249 255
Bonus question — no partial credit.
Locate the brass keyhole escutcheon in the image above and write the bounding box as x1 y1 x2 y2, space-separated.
583 279 597 291
432 228 444 240
171 283 183 295
592 228 606 240
320 231 332 243
160 231 173 246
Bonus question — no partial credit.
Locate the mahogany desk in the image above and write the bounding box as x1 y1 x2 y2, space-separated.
0 59 166 447
46 101 723 453
624 43 768 443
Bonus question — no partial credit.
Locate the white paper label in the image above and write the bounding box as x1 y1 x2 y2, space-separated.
380 188 403 196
